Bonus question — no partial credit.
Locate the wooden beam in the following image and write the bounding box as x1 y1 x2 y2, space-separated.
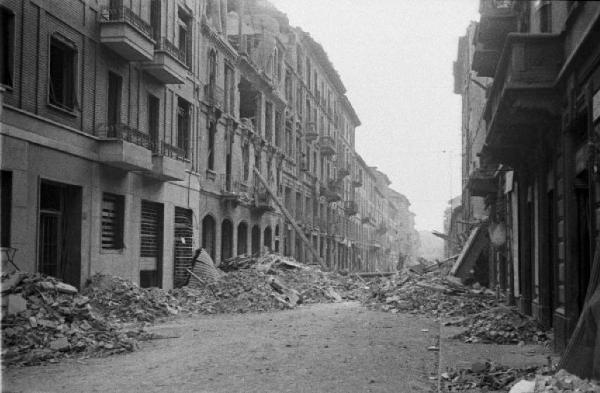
253 167 325 268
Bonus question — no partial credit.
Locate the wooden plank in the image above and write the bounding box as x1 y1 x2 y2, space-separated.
253 167 324 268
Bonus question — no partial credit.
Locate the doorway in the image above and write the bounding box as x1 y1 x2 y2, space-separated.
221 219 233 261
263 226 272 252
38 180 82 287
251 225 260 256
173 207 193 288
237 222 248 255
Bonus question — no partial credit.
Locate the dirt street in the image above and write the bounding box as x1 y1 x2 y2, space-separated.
3 302 440 393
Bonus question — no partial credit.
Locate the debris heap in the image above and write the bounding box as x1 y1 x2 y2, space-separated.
2 273 140 367
82 274 181 323
365 270 496 318
449 306 551 345
441 361 544 392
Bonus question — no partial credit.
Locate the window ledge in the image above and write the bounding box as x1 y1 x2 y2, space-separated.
100 248 124 255
47 102 78 117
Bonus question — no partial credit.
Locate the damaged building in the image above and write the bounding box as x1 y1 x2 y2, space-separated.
0 0 418 290
453 0 600 350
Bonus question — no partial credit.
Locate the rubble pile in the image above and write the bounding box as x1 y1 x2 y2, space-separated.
365 271 496 318
441 361 548 392
173 254 366 314
82 274 181 323
450 306 551 345
518 369 600 393
1 273 140 367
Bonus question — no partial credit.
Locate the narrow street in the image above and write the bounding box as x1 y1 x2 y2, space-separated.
4 302 440 393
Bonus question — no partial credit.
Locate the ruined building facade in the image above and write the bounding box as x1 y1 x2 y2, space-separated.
455 0 600 350
0 0 417 289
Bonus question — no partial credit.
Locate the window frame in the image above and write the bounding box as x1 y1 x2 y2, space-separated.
0 7 15 89
100 192 125 252
47 33 79 114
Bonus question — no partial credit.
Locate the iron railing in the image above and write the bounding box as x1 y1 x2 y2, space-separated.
159 140 187 161
156 38 187 65
96 123 152 150
99 6 154 39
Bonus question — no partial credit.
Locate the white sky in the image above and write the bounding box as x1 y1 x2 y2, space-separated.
269 0 480 232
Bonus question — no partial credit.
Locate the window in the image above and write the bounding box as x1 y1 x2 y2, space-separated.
177 98 190 157
254 150 261 173
107 72 122 128
101 193 124 250
148 94 160 149
296 45 303 75
275 111 282 148
49 35 77 110
539 1 552 33
265 102 273 142
207 121 216 170
224 64 235 114
242 143 250 181
178 7 192 66
1 171 12 247
1 7 14 87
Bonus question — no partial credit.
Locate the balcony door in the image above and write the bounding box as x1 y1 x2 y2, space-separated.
148 94 159 152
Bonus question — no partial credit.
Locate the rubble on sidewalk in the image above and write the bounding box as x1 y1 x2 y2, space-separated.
441 361 551 392
365 270 496 318
510 369 600 392
82 274 182 323
449 306 551 345
2 273 142 367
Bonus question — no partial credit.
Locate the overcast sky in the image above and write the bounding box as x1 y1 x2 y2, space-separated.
269 0 480 231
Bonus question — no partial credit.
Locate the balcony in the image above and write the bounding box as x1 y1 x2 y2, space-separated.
220 174 253 205
337 164 350 179
484 34 562 156
143 38 188 84
99 7 155 62
478 0 517 46
376 222 388 235
361 215 376 227
343 200 358 216
96 124 153 171
320 180 342 203
305 122 318 142
252 180 276 213
148 142 187 181
467 168 497 197
352 174 363 188
472 0 518 77
319 135 336 156
204 84 224 110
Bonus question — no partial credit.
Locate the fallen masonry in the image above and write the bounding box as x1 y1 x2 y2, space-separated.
1 254 367 367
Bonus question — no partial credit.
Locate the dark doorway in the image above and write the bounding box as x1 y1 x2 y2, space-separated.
202 215 216 261
173 207 193 288
546 189 556 327
237 222 248 255
274 224 280 253
38 180 82 287
263 226 272 252
575 178 591 312
140 200 163 288
221 219 233 261
251 225 260 256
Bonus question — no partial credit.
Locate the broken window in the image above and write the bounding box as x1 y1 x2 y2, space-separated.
101 193 124 250
177 98 190 157
224 64 235 115
49 34 77 110
178 7 192 66
265 102 273 143
275 111 282 148
207 121 216 170
1 7 14 87
242 143 250 181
